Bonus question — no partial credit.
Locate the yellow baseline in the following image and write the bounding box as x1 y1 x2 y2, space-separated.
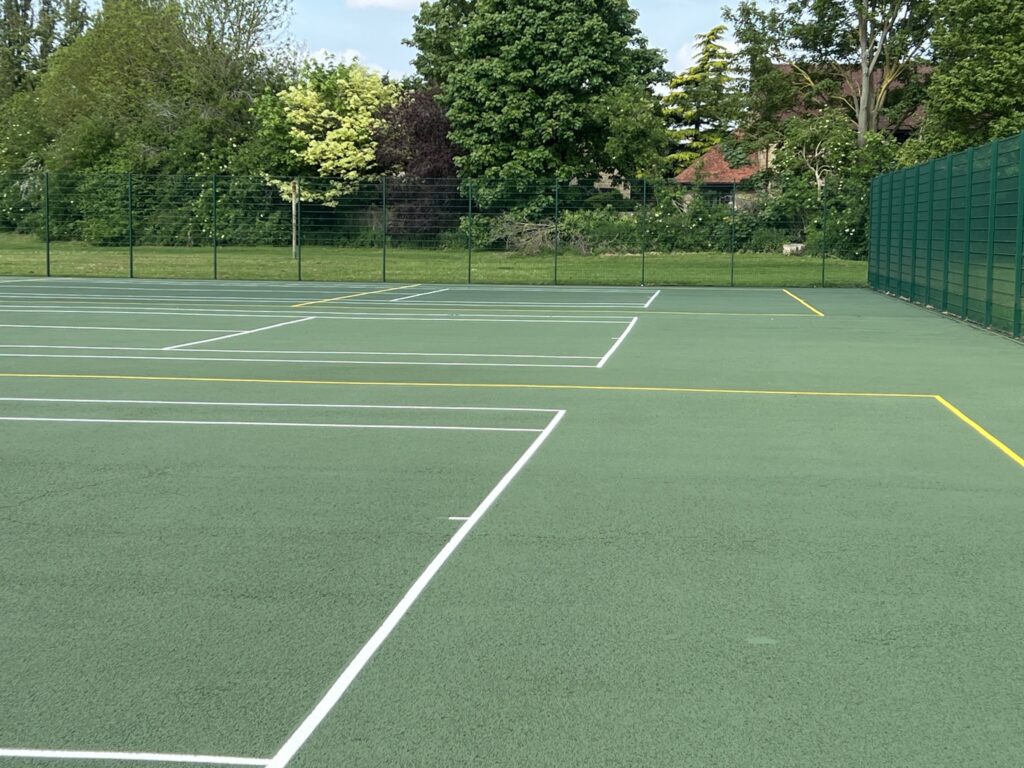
0 372 932 399
782 289 825 317
292 283 421 308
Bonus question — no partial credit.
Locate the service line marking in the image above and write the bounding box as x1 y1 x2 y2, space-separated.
391 288 449 302
0 324 240 333
0 397 559 414
782 289 825 317
162 317 314 350
265 409 565 768
643 290 661 309
0 748 266 765
292 284 420 308
596 317 638 369
0 417 541 433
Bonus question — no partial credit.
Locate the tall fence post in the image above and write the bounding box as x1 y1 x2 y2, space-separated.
641 178 647 286
942 155 954 311
1015 133 1024 338
885 172 895 292
909 165 920 302
925 160 936 306
43 171 51 277
467 181 473 285
730 183 737 287
962 147 975 318
553 180 559 285
985 140 999 326
820 183 827 287
381 175 388 283
211 174 218 280
296 178 303 281
127 172 134 278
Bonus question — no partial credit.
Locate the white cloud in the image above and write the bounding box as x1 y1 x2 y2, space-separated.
306 47 388 74
346 0 421 9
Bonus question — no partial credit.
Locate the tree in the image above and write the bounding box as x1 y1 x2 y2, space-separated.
406 0 474 87
662 25 739 172
247 59 396 202
0 0 88 98
782 0 933 146
436 0 664 193
374 83 458 177
902 0 1024 160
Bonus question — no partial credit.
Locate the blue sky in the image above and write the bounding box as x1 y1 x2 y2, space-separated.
288 0 739 76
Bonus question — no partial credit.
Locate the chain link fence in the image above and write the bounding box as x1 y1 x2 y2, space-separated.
0 172 866 286
870 132 1024 337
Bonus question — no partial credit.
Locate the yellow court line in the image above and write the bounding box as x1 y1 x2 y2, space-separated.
782 289 826 317
934 396 1024 469
292 284 421 308
0 372 933 399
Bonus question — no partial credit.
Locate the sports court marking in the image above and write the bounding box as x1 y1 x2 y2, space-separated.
0 400 565 767
291 283 420 307
391 287 449 302
782 289 825 316
265 409 565 768
162 317 314 350
2 372 1019 471
0 749 266 765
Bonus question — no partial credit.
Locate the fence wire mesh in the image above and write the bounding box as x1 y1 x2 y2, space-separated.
0 173 864 286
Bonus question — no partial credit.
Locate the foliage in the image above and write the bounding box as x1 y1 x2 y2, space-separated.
438 0 665 201
374 83 458 178
900 0 1024 162
662 25 739 172
0 0 89 98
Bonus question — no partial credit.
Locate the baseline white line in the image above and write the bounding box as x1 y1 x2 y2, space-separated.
163 317 314 350
0 324 238 332
0 397 559 414
596 317 639 369
0 307 631 324
391 288 449 302
265 409 565 768
0 353 596 369
0 417 541 433
643 290 661 309
0 749 266 765
0 345 600 361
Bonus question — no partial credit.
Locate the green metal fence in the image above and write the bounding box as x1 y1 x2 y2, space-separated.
0 172 866 287
869 132 1024 337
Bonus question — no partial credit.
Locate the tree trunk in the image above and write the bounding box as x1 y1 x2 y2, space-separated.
857 9 872 147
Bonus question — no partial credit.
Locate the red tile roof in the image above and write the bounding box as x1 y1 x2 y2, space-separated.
674 145 760 185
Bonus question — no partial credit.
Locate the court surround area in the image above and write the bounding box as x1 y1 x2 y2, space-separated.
1 278 1022 767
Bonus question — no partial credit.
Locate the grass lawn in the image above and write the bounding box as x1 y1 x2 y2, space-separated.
0 230 868 287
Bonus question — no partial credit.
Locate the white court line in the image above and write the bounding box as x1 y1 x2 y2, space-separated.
447 516 469 521
0 417 542 433
0 397 559 414
0 324 239 332
0 352 597 369
0 307 631 324
0 749 266 765
0 345 600 361
596 317 639 369
163 317 314 350
391 288 449 302
643 290 661 309
265 409 565 768
357 299 648 309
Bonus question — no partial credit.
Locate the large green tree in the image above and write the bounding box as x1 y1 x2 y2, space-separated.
0 0 89 98
903 0 1024 160
662 25 739 172
726 0 933 147
427 0 664 191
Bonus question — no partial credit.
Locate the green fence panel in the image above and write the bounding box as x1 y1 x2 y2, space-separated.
869 128 1024 338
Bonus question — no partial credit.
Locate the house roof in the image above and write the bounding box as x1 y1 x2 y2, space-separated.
673 145 760 185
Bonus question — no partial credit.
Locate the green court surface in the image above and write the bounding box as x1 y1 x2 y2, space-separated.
1 278 1022 767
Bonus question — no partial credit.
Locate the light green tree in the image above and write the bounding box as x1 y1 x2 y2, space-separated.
250 59 396 202
662 24 739 172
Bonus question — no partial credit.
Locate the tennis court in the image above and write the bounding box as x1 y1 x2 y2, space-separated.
1 278 1023 767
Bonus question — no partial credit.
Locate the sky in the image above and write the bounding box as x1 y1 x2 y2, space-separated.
287 0 740 77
